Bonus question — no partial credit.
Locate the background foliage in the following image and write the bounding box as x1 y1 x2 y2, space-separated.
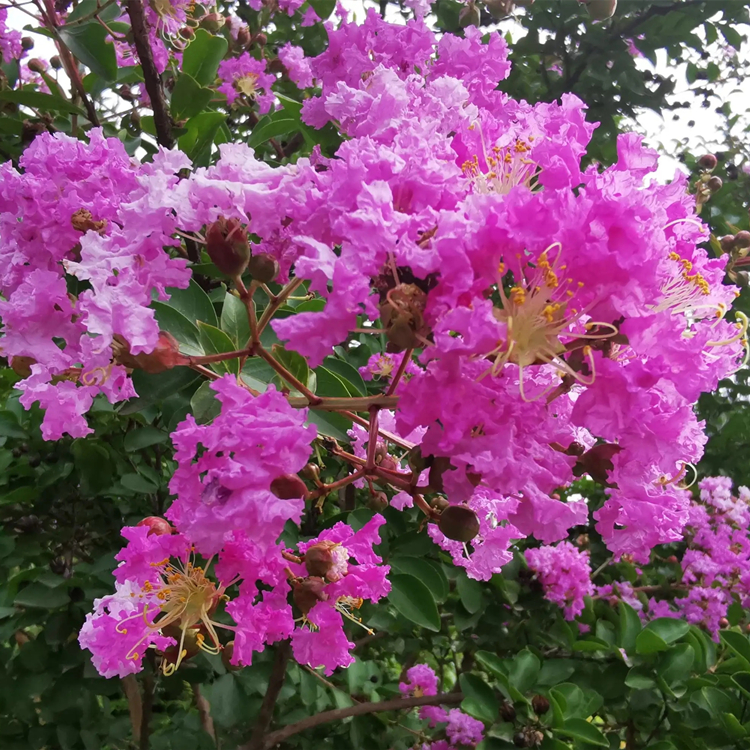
2 1 750 749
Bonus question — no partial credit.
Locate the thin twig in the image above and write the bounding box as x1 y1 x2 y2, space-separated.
125 0 174 148
192 683 216 743
245 640 291 750
120 675 142 742
255 692 463 750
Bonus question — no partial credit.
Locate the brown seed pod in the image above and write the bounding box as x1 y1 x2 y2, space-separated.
698 154 718 170
205 216 251 279
438 504 480 543
270 473 308 499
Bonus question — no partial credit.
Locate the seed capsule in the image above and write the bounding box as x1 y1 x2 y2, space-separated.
293 576 329 615
247 252 279 283
270 473 308 499
698 154 718 170
708 176 723 193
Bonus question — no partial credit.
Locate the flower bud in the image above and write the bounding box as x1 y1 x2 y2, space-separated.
10 355 35 378
666 555 678 564
254 32 267 47
179 26 194 39
585 0 617 20
720 234 737 253
205 216 251 279
438 504 480 543
113 332 189 374
734 231 750 249
698 154 718 170
304 540 348 581
531 695 550 715
137 516 174 536
500 700 516 722
293 576 329 615
485 0 514 20
236 26 251 48
270 473 307 499
300 463 320 482
247 252 279 283
50 55 62 70
27 58 46 74
368 490 388 512
21 36 34 51
708 176 723 193
221 641 241 671
199 12 226 31
720 617 730 628
71 208 107 233
458 2 480 27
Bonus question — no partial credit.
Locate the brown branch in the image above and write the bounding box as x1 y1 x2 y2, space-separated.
192 683 216 743
125 0 174 148
245 640 291 750
256 691 464 750
140 669 154 750
120 675 142 741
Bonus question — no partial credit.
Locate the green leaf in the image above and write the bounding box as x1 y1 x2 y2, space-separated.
71 439 112 495
457 570 483 614
619 602 641 651
316 367 353 398
198 322 241 375
0 410 27 438
120 472 158 493
190 381 221 425
221 292 252 348
460 673 497 723
14 583 70 609
658 644 694 686
475 650 507 679
171 73 214 120
124 427 168 452
720 631 750 667
0 89 86 116
182 29 228 86
636 618 690 655
731 672 750 699
720 24 744 50
388 573 440 632
322 357 367 396
272 344 312 394
203 674 244 728
624 667 656 690
248 110 301 149
153 301 204 356
555 719 608 747
123 367 200 413
306 411 350 441
165 280 218 327
178 111 226 165
58 22 117 82
389 557 449 603
0 485 38 506
509 649 540 694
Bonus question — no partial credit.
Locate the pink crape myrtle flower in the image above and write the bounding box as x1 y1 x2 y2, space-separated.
526 541 594 619
218 53 276 111
167 375 317 555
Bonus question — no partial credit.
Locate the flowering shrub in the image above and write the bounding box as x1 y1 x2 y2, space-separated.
2 0 750 749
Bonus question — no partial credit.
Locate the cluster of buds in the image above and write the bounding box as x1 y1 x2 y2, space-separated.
205 216 279 284
694 154 724 212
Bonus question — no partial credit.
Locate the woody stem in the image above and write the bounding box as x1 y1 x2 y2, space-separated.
387 349 413 396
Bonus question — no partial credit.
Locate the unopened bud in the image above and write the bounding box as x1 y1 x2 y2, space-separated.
458 2 480 27
485 0 514 19
114 332 189 374
206 217 250 278
666 555 679 564
531 695 550 715
221 641 241 670
247 252 279 283
27 58 46 74
293 576 329 614
300 463 320 482
720 617 730 628
71 208 107 234
137 516 174 536
708 176 723 193
237 26 251 47
179 26 194 39
500 700 517 722
720 234 737 253
254 32 267 47
304 540 346 580
50 55 62 70
21 36 34 51
368 490 388 512
270 473 307 499
10 356 36 378
438 504 480 543
734 231 750 249
199 12 225 31
585 0 617 20
698 154 718 170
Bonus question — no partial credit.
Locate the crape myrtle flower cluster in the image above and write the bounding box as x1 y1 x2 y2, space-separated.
0 7 746 680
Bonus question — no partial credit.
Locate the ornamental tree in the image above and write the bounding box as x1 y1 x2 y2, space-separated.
1 1 750 750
